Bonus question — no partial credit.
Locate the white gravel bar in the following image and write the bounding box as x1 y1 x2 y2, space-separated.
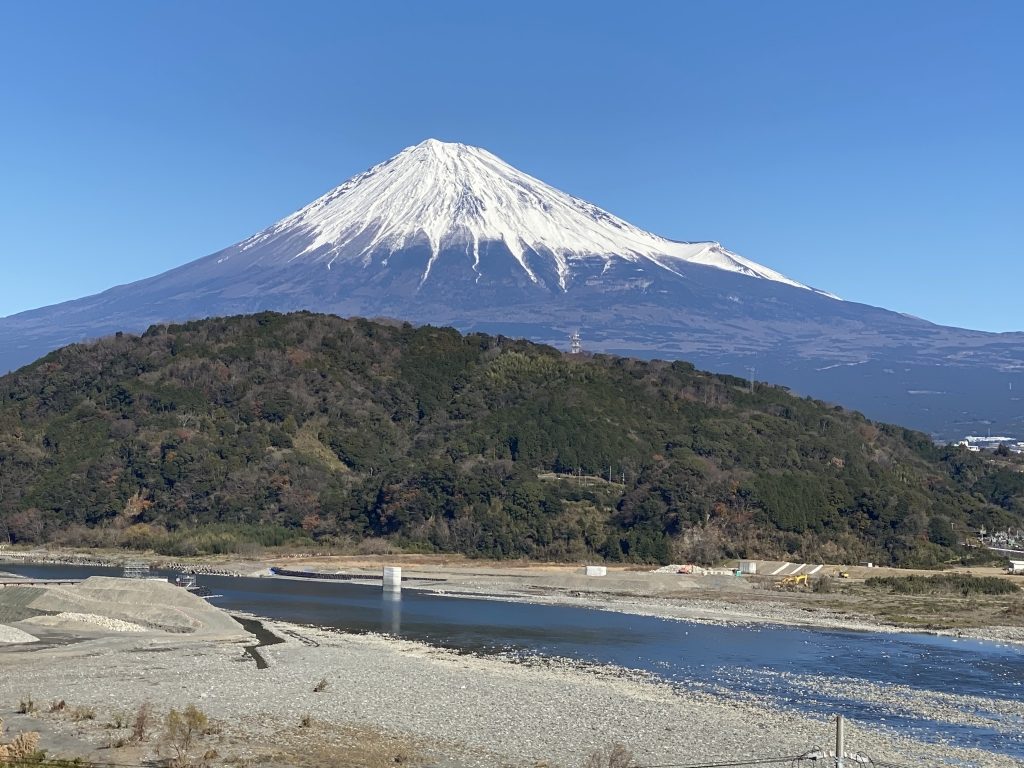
25 612 146 632
1 618 1021 768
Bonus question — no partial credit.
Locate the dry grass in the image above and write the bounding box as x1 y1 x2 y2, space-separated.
0 718 41 760
71 706 96 722
238 721 429 768
583 742 633 768
292 422 352 475
131 701 154 743
162 704 209 764
17 696 38 715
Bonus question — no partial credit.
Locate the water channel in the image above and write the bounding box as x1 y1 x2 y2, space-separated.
4 562 1024 759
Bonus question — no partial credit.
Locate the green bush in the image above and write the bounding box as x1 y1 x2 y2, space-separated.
0 311 1021 565
865 573 1018 596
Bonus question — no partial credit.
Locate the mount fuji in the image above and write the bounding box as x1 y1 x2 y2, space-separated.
1 139 1022 440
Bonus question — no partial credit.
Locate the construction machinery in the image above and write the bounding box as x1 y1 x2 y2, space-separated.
780 573 809 588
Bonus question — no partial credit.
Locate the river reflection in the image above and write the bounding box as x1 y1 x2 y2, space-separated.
382 587 401 635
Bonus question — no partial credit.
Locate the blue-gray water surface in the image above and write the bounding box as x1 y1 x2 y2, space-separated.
5 562 1023 759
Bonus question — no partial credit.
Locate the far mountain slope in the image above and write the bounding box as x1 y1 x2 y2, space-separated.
1 139 1020 440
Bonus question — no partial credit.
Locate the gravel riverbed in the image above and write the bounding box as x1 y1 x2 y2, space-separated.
1 618 1020 768
3 565 1023 766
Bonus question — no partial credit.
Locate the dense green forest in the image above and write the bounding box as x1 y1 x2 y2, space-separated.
0 312 1021 565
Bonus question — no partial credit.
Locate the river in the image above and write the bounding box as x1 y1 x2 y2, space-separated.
4 561 1023 759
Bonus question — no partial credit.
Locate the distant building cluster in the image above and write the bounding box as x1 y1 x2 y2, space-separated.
955 435 1024 453
979 527 1024 551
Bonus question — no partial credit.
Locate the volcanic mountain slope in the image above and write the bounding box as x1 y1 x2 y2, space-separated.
1 139 1021 439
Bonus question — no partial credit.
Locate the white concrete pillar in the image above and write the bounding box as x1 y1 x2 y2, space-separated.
383 566 402 591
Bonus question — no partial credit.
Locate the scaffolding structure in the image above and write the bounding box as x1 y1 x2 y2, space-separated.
122 561 151 579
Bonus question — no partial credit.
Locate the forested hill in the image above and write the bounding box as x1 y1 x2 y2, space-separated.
1 312 1021 565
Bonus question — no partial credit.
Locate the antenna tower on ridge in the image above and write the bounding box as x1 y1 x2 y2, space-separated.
570 330 582 355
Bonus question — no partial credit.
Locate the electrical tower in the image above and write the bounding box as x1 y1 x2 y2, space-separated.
570 330 582 354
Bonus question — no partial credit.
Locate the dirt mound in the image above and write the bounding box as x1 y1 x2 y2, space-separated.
27 577 243 637
0 623 39 644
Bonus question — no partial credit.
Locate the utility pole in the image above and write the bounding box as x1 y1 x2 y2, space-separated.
835 714 845 768
746 366 755 394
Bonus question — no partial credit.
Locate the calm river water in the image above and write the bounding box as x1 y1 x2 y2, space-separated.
4 562 1024 758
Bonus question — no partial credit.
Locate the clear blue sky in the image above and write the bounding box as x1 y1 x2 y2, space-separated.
1 1 1020 331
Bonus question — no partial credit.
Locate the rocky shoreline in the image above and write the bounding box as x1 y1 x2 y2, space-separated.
261 565 1024 647
1 575 1022 767
416 582 1024 646
3 617 1022 768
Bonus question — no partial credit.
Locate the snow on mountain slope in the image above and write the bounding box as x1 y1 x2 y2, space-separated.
227 138 828 295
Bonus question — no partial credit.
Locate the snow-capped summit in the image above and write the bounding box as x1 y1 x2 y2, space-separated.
1 139 1021 441
230 138 821 294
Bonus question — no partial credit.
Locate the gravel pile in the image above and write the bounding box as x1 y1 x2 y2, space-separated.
0 623 38 644
650 563 715 575
26 577 245 638
25 612 146 633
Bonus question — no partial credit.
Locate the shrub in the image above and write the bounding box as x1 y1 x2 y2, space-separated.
584 742 632 768
865 574 1019 596
17 697 38 714
812 577 834 594
163 704 209 763
0 731 41 760
131 702 154 743
0 719 42 761
105 734 128 749
48 700 67 713
71 706 96 722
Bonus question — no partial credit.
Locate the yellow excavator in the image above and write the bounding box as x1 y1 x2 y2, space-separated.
780 573 808 587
